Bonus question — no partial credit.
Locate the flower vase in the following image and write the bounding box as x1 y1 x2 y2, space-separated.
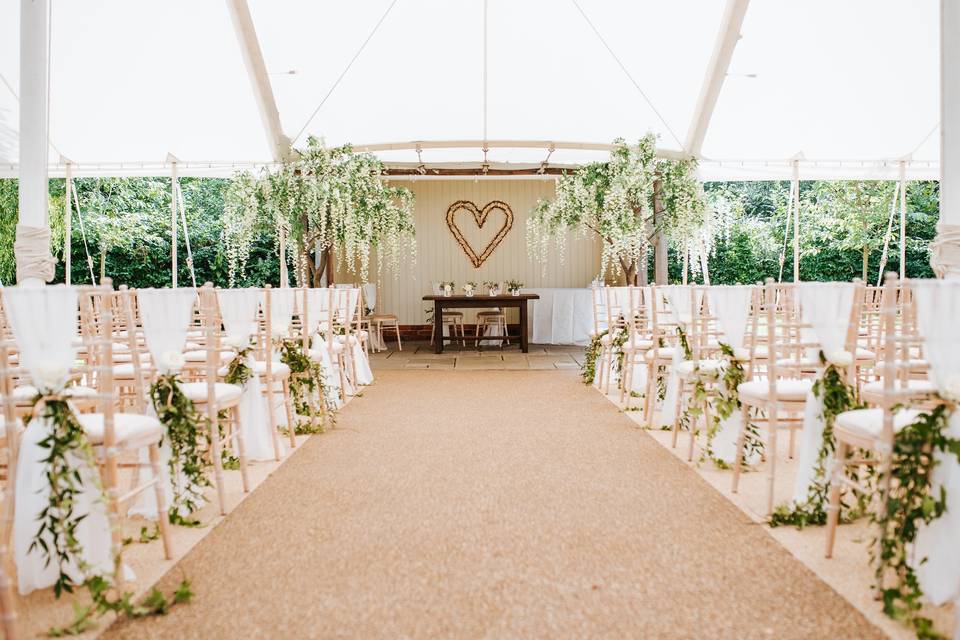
466 291 474 297
511 290 520 297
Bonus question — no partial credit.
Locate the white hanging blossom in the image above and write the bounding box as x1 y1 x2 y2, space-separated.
223 138 416 285
527 133 707 282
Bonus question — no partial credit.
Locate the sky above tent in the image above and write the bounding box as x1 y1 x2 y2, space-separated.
0 0 941 179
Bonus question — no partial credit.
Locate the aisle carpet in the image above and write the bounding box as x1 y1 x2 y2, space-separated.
105 371 882 639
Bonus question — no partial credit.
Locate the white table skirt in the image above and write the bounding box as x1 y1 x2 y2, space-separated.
526 288 593 346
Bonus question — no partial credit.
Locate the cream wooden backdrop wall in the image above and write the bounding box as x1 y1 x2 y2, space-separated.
345 179 601 325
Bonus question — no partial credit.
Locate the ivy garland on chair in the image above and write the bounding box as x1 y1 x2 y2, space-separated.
25 394 194 635
698 343 763 469
769 352 866 528
872 402 960 639
277 338 334 434
149 373 211 527
581 331 606 384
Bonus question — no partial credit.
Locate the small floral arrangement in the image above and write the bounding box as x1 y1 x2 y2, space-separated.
463 281 476 296
442 281 454 296
506 280 524 295
483 281 500 296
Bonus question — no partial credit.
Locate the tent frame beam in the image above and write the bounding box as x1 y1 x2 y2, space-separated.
225 0 292 162
683 0 751 157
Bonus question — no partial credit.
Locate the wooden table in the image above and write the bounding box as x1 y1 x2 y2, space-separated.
423 293 541 354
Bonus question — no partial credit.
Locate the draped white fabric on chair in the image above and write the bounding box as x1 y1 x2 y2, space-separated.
336 288 373 386
266 288 297 425
658 286 701 428
910 280 960 607
792 282 857 504
706 285 756 465
306 288 343 409
129 288 198 519
218 288 274 461
5 286 113 594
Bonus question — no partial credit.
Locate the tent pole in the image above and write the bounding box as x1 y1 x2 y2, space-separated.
898 160 907 279
171 159 178 288
932 0 960 277
64 161 72 285
279 226 288 288
792 159 800 282
16 0 53 286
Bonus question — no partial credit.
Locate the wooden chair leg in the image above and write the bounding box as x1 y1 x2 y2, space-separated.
233 408 250 492
766 407 780 516
824 441 848 559
621 355 632 408
209 410 228 516
643 363 656 428
394 323 402 351
265 374 282 461
671 379 686 448
282 378 297 448
731 405 749 494
148 443 173 559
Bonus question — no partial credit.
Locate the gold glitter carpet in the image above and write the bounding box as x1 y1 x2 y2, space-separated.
104 370 883 639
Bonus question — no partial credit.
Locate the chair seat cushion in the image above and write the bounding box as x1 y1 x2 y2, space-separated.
621 338 653 352
644 347 678 362
12 384 97 403
113 362 154 379
675 359 724 377
862 379 935 394
836 408 921 437
184 349 236 363
179 382 243 405
79 412 163 450
738 378 813 402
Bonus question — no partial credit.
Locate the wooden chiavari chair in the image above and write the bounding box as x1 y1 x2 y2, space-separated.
259 285 297 455
0 332 17 639
825 274 935 559
78 282 174 581
619 286 653 410
731 280 815 515
643 285 681 428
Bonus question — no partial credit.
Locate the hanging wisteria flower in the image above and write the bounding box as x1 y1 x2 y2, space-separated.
733 347 751 363
825 350 854 367
160 350 186 373
940 373 960 402
35 361 69 392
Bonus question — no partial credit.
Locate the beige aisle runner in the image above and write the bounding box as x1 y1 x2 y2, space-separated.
106 371 882 639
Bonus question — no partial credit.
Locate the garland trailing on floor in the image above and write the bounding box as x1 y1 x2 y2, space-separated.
150 373 211 527
278 338 334 433
581 331 606 384
769 352 865 528
24 394 194 636
872 402 960 639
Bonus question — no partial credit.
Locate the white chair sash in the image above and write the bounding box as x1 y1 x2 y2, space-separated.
910 280 960 606
137 288 198 374
217 288 274 461
4 286 112 594
792 282 857 504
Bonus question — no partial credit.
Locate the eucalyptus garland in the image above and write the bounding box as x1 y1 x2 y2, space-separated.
872 403 960 639
769 354 865 528
149 374 211 525
222 347 253 387
278 339 333 433
703 343 764 469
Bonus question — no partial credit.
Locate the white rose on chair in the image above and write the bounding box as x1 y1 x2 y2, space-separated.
223 334 250 350
825 349 854 368
271 324 290 339
940 374 960 402
35 361 69 392
158 350 186 374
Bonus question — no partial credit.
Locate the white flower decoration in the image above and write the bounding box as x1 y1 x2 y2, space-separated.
271 324 290 339
940 374 960 402
223 334 249 350
35 361 69 392
159 350 186 373
733 348 751 363
825 350 854 368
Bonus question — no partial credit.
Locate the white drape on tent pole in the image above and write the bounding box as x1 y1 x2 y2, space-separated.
933 0 960 279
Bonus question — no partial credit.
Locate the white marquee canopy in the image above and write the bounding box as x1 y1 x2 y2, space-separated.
0 0 942 180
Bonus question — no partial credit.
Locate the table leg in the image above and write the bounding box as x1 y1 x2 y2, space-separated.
434 300 444 354
519 300 529 353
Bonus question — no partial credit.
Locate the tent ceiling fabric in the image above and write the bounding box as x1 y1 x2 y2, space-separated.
0 0 941 180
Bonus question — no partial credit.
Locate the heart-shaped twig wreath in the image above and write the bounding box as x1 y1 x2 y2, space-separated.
445 200 514 268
